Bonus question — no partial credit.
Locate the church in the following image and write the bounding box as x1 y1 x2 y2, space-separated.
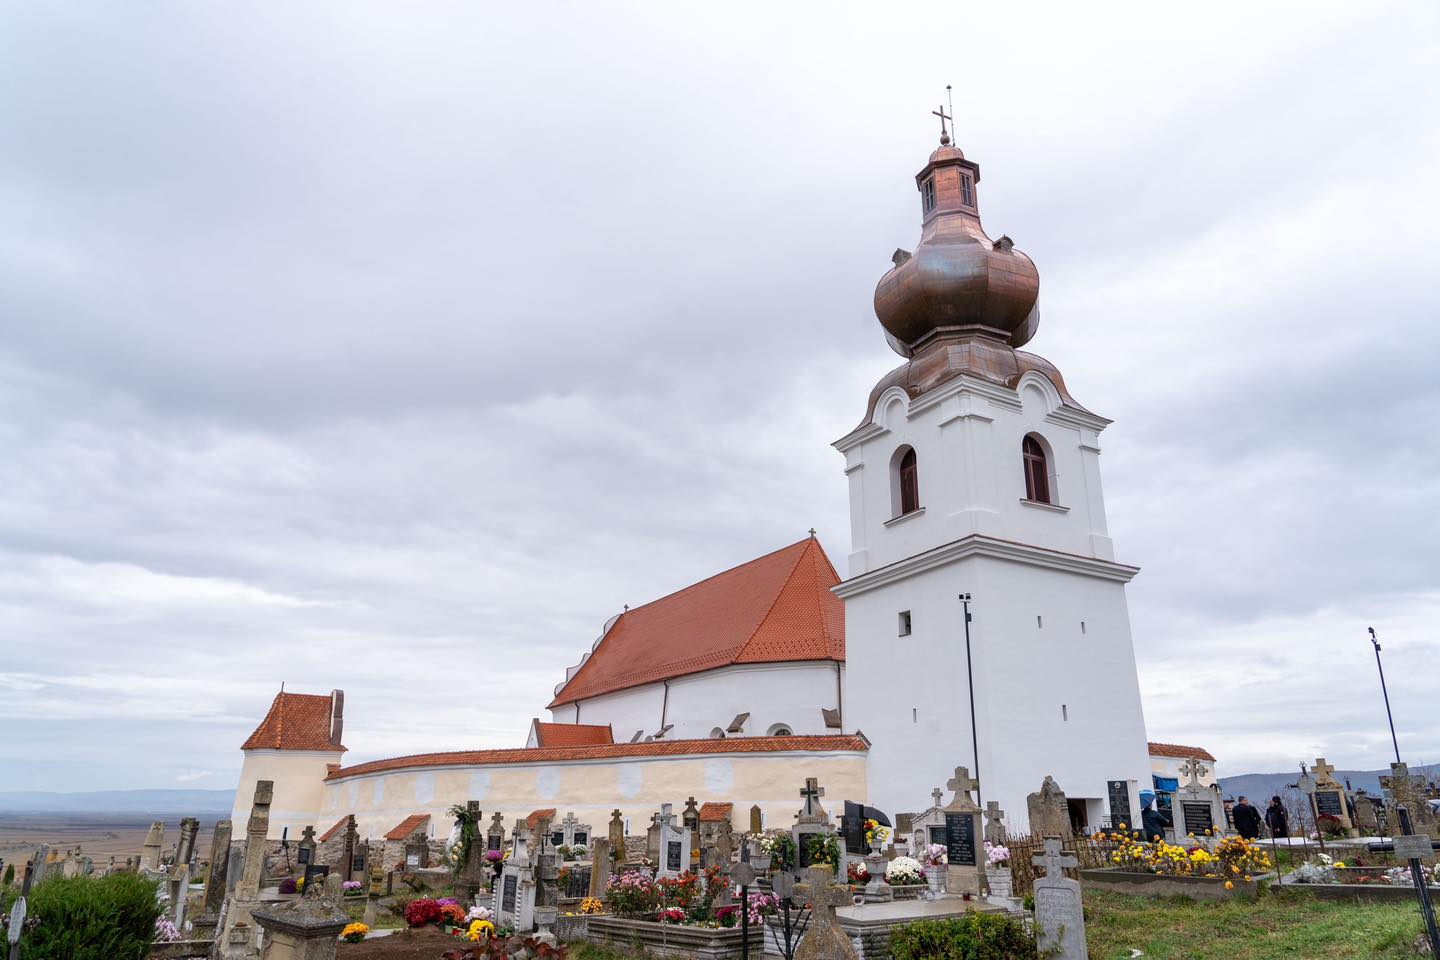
231 125 1152 845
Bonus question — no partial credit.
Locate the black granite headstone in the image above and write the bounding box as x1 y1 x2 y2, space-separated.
944 813 976 866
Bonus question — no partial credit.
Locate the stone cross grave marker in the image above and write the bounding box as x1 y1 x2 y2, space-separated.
200 819 232 925
341 815 359 881
218 779 272 959
683 796 701 851
488 811 506 852
942 766 983 895
141 821 165 871
1310 757 1355 836
494 821 536 933
793 778 833 871
984 801 1007 845
1174 760 1225 838
657 804 691 878
607 809 625 864
749 804 763 834
169 817 199 924
296 825 317 868
646 811 663 863
794 864 858 960
1032 838 1087 960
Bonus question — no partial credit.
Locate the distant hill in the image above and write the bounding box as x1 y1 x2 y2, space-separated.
1219 763 1440 800
0 789 234 815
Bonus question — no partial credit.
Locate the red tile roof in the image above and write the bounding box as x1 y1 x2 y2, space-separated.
326 735 869 781
699 802 733 823
549 538 844 707
1148 741 1216 762
527 809 558 829
320 816 351 843
533 722 614 748
240 691 345 752
384 814 431 841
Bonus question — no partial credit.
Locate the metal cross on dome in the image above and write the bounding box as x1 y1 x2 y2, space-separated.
947 766 978 803
932 104 952 142
1032 837 1078 879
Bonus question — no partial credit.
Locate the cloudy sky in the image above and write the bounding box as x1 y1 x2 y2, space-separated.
1 2 1436 793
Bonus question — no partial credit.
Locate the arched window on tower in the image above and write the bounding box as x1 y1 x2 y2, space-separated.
898 447 919 515
1023 435 1051 504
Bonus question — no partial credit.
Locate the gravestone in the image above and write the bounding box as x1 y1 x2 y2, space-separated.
1381 762 1438 838
657 804 691 879
646 811 663 863
218 779 273 959
1310 758 1356 837
607 809 625 865
941 766 984 895
251 895 350 960
794 865 859 960
557 811 590 849
704 818 734 871
1107 780 1134 829
983 801 1007 845
457 802 487 905
1032 838 1087 960
792 778 834 872
169 817 199 924
1353 792 1380 833
296 825 317 869
341 816 359 881
589 837 612 898
749 804 763 834
403 830 430 870
493 823 536 933
683 796 702 853
1027 777 1071 839
141 821 165 871
1173 759 1226 838
201 819 233 920
488 811 507 852
910 787 947 854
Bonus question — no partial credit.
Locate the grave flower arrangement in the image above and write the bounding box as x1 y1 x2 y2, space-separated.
342 879 364 895
579 897 605 915
404 897 443 927
340 922 369 943
758 832 797 871
463 919 495 942
154 918 182 942
439 902 468 926
863 818 889 848
1100 831 1269 881
807 833 841 869
983 842 1010 868
847 860 870 885
923 843 947 867
885 855 923 885
606 870 661 916
466 905 494 923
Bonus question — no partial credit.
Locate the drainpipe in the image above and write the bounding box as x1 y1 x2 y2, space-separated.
834 662 844 729
660 681 670 735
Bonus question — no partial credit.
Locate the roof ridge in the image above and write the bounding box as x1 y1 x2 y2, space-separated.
614 538 813 616
735 538 824 661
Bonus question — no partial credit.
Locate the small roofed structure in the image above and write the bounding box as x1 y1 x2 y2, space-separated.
526 720 614 749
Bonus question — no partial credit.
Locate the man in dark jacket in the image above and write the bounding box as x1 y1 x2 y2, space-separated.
1232 796 1263 839
1265 796 1290 838
1140 790 1170 842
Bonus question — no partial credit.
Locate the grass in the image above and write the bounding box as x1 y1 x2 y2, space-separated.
565 891 1430 960
1084 889 1427 959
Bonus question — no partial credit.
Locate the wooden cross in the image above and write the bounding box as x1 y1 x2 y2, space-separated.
1032 837 1077 878
932 104 952 140
932 787 944 810
947 766 978 803
800 778 825 812
1312 758 1336 784
1178 758 1209 787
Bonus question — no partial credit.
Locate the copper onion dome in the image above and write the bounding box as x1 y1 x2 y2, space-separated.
874 140 1040 356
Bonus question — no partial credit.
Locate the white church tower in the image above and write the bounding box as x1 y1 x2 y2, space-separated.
834 125 1151 833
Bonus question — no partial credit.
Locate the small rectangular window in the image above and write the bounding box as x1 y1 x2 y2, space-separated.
1062 704 1068 722
961 174 973 206
1036 615 1043 629
1081 621 1087 635
899 611 912 636
912 707 918 723
922 178 936 213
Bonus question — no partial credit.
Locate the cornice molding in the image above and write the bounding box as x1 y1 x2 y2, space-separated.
832 534 1140 598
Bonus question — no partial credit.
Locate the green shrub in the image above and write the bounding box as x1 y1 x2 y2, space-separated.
2 864 13 886
4 872 164 960
890 914 1039 960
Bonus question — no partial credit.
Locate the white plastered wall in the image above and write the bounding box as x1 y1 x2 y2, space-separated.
232 748 344 840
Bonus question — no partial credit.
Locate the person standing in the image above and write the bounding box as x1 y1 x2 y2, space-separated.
1265 796 1290 839
1139 790 1170 842
1232 796 1263 840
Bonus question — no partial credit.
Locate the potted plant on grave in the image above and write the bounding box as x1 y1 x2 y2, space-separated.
983 841 1012 897
922 843 948 894
758 833 796 873
807 833 841 871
